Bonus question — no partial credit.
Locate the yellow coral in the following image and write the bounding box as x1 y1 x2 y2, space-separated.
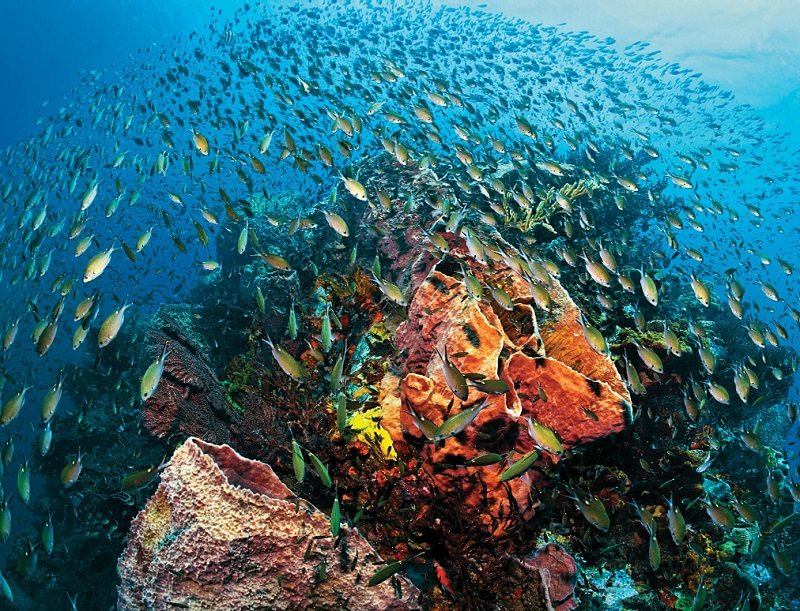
352 386 374 401
368 321 393 343
314 272 349 301
502 179 587 234
502 190 556 234
561 180 587 199
139 489 173 552
348 407 397 460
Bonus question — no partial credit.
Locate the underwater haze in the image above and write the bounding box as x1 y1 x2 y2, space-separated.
0 1 798 609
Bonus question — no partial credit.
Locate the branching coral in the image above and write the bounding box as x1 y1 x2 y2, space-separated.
500 180 585 235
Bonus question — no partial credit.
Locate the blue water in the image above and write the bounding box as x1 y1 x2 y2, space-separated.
0 0 244 148
0 1 798 608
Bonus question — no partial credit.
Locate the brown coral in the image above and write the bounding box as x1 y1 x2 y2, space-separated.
118 437 421 611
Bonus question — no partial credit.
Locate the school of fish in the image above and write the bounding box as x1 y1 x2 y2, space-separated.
0 0 798 606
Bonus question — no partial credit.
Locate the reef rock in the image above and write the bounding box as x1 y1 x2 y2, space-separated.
713 562 761 610
118 437 421 611
382 235 632 530
496 557 554 611
522 543 578 611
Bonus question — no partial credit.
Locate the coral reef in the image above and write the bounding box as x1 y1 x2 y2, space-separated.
118 437 421 611
0 1 796 608
381 234 631 531
120 155 798 610
139 307 329 471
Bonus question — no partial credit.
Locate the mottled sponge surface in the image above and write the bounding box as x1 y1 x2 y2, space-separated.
382 235 631 531
117 437 420 611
